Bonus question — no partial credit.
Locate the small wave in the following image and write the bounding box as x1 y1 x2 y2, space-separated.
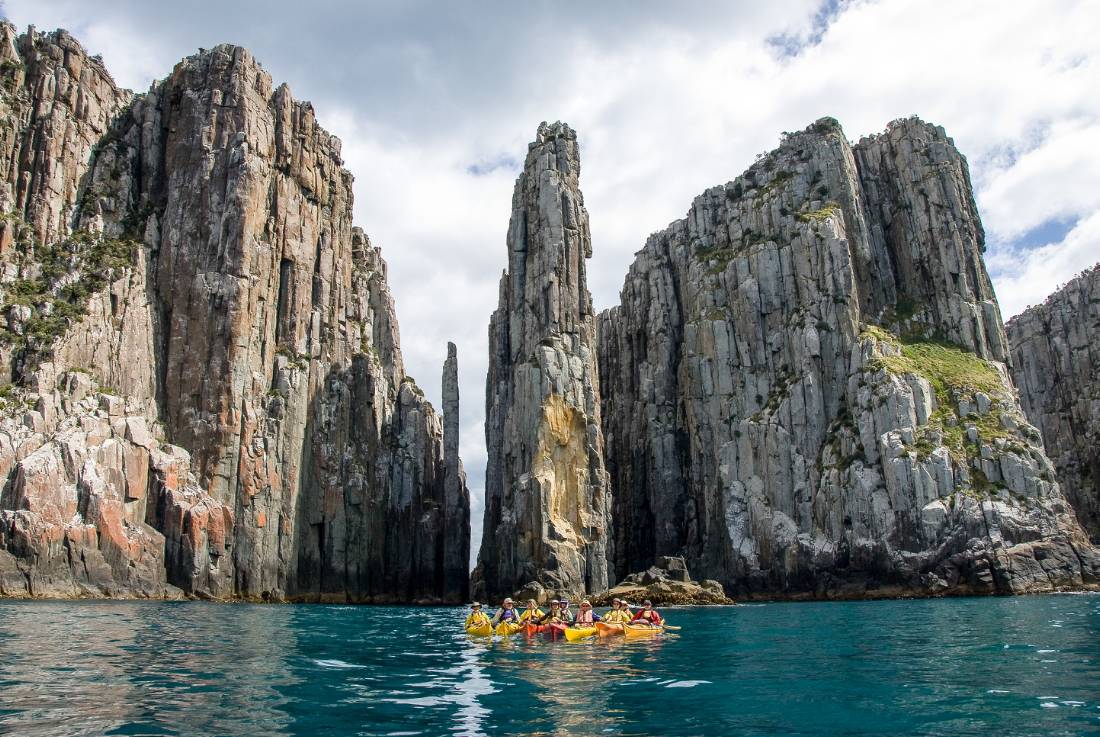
1037 695 1060 700
987 689 1010 694
1061 701 1085 706
1040 702 1058 709
666 680 712 688
1037 649 1057 653
313 658 366 669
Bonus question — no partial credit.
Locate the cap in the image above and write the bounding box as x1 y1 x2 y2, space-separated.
550 599 560 604
471 602 482 608
643 599 653 606
503 597 513 604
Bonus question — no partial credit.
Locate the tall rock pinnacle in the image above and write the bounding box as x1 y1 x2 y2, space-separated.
475 122 612 600
442 342 470 600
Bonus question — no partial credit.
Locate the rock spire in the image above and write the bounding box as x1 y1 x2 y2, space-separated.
475 122 612 600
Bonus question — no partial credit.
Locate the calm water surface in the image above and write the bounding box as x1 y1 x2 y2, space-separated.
0 595 1097 736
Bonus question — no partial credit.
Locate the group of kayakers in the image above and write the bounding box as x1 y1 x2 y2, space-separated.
465 596 663 630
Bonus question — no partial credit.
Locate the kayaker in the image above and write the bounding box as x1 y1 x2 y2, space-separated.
518 598 544 623
465 602 491 630
573 600 602 625
491 597 520 625
558 599 575 624
630 599 663 626
536 599 561 624
602 598 632 624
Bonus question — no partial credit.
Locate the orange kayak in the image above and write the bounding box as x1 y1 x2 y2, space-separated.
523 622 545 637
595 621 625 637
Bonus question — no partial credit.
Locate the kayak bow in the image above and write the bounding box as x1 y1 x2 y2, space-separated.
495 621 522 636
465 622 493 637
563 626 597 642
623 623 664 638
595 621 625 637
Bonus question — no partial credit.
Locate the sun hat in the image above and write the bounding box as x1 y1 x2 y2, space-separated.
471 602 482 608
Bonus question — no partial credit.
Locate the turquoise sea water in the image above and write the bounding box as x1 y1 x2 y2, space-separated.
0 595 1097 736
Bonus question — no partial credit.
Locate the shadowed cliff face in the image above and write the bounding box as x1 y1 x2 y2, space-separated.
597 117 1099 598
0 24 469 602
1008 265 1100 544
474 122 612 601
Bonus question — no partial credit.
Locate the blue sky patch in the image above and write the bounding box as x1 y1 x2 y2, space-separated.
466 154 520 177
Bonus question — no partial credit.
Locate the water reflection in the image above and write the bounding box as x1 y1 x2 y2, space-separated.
461 629 670 736
0 601 300 737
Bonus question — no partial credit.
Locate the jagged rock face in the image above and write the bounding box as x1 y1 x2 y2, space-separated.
1007 265 1100 543
0 25 131 247
0 365 233 599
476 122 612 600
598 117 1099 598
0 26 469 601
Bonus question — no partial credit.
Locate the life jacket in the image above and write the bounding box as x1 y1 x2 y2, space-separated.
519 608 543 622
465 612 490 627
575 609 596 624
604 609 630 623
635 608 661 623
497 607 519 621
546 608 572 625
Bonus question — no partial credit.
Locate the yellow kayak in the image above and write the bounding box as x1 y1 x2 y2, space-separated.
495 621 522 636
623 623 664 638
465 622 493 637
564 626 597 642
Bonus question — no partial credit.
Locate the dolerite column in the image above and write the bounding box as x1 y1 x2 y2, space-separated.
476 122 612 600
442 342 471 601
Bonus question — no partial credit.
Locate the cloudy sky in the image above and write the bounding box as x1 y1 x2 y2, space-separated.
6 1 1099 562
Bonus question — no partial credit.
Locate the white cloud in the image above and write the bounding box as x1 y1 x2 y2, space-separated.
977 120 1100 240
5 0 1100 566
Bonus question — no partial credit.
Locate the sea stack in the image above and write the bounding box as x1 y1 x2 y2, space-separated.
1008 265 1100 543
442 342 471 601
475 122 612 600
